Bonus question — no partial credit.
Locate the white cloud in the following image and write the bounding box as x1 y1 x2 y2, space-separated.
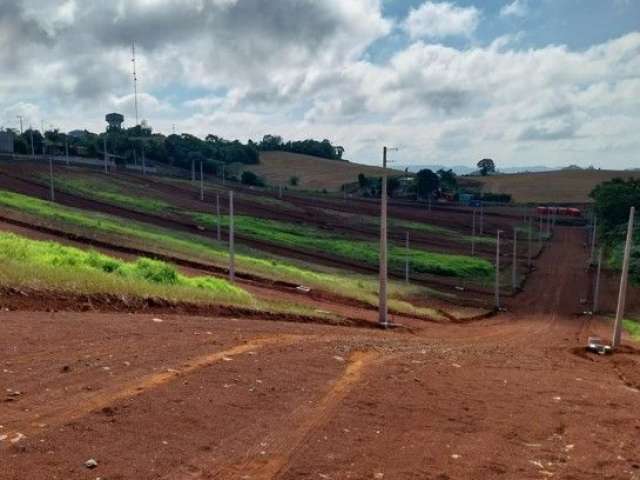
1 1 639 169
500 0 528 18
404 2 480 39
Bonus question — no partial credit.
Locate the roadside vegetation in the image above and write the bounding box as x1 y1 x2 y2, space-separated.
590 178 639 284
51 176 175 214
0 189 449 319
0 232 250 305
623 319 640 342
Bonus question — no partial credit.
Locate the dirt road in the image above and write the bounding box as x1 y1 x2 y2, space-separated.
1 227 639 479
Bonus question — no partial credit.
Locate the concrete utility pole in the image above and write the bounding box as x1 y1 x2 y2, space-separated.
593 247 603 314
527 215 533 268
17 115 23 134
480 202 484 235
216 193 221 242
200 160 204 201
590 216 598 264
512 227 518 291
471 208 476 256
64 135 69 166
48 151 55 202
30 129 35 159
495 229 502 310
228 190 235 282
103 137 108 174
405 231 410 284
539 212 543 242
379 146 389 327
191 159 195 182
612 206 635 348
141 144 146 176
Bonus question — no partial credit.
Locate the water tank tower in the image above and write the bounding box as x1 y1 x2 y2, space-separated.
105 113 124 131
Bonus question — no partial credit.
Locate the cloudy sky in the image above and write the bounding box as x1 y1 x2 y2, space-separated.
1 0 639 169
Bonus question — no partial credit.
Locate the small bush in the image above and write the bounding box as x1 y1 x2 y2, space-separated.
241 171 265 187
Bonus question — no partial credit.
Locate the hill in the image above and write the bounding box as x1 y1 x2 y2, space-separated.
249 151 405 192
463 169 640 204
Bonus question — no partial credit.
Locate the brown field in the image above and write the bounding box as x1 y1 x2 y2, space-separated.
249 151 404 192
465 169 640 204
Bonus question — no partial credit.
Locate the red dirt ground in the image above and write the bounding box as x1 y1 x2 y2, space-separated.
2 226 639 479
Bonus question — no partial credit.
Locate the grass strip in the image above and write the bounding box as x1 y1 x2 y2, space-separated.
192 213 494 279
0 232 251 305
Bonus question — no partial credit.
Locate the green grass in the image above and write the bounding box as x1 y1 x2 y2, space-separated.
51 176 174 214
623 319 640 341
0 232 251 305
192 213 494 279
0 189 448 318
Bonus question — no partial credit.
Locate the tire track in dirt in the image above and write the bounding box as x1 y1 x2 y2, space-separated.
0 334 305 446
168 350 381 480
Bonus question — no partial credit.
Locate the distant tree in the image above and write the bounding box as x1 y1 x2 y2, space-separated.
241 170 264 187
257 134 342 160
416 169 439 199
357 173 369 189
437 168 458 192
387 176 401 196
477 158 496 176
590 178 640 237
289 176 299 187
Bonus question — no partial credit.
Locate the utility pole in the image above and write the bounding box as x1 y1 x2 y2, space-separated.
527 215 533 268
141 144 146 176
593 247 603 314
221 164 225 186
30 129 35 159
379 146 389 327
228 190 235 282
612 206 635 348
471 208 476 256
405 231 410 284
512 227 518 291
278 185 283 199
103 136 108 174
200 160 204 201
191 158 195 182
16 116 23 134
480 202 484 235
495 229 502 310
48 151 55 202
539 212 543 242
590 216 598 265
64 135 69 166
216 193 221 241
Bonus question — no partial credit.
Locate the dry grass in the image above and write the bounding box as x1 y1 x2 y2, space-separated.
249 151 404 192
464 169 640 204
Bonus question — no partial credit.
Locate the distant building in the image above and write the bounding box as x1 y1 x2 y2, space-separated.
0 131 14 153
105 113 124 131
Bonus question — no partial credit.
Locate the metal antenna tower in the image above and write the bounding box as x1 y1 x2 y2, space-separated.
132 41 139 125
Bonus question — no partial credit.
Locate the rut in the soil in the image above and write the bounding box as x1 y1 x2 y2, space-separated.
1 335 304 443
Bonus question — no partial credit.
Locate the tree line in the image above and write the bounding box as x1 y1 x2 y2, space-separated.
5 128 345 174
590 177 640 284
